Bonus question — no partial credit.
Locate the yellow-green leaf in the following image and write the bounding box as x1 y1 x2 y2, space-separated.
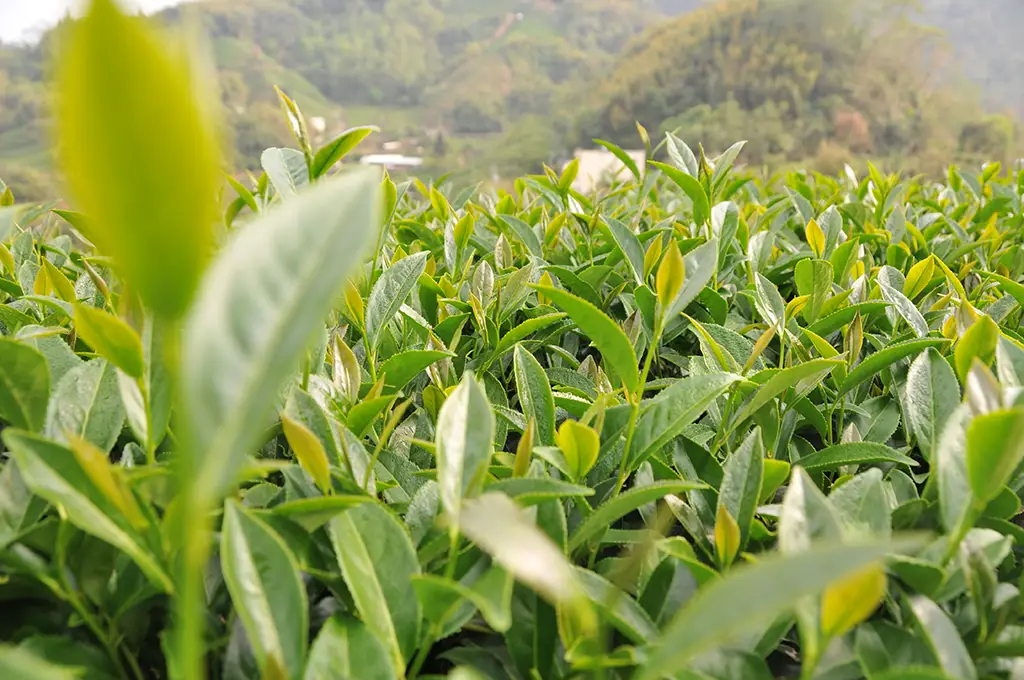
714 504 740 568
954 315 999 383
73 304 145 379
40 258 76 303
55 0 219 318
281 413 332 494
805 219 825 257
555 419 600 481
820 564 886 638
656 239 686 316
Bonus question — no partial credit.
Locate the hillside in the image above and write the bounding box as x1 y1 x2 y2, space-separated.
0 0 1021 199
0 0 697 198
578 0 1020 175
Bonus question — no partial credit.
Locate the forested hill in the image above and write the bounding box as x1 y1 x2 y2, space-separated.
0 0 699 192
0 0 1020 199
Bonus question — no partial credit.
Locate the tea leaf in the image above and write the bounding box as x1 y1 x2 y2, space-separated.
3 429 172 591
0 338 49 432
312 126 379 178
45 359 124 452
534 285 639 395
55 0 219 317
639 538 923 678
182 168 379 503
569 481 705 551
909 596 978 680
905 348 960 461
222 501 308 680
330 503 421 675
965 409 1024 505
514 344 556 446
436 373 494 525
73 304 144 379
366 251 429 351
304 615 396 680
718 428 764 550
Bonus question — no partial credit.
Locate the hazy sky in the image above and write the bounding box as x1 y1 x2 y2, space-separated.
0 0 185 42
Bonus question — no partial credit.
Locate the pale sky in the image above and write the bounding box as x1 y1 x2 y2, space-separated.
0 0 185 43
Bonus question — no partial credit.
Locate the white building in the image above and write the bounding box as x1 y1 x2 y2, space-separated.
360 154 424 170
569 148 647 194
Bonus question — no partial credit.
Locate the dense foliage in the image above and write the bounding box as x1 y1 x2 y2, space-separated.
4 2 1024 679
0 0 1021 198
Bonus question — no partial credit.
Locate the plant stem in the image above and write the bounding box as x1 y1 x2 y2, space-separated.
612 320 661 496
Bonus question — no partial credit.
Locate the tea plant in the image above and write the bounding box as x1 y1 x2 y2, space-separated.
2 2 1024 679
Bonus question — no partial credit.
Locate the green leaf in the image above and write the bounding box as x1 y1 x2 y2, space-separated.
650 161 710 225
569 481 705 552
753 273 787 331
262 147 310 200
485 478 595 505
534 285 639 395
45 359 124 452
965 409 1024 505
829 469 891 537
573 567 659 643
499 215 543 258
718 429 764 550
905 348 960 461
73 304 144 379
603 216 645 285
366 252 428 350
0 338 49 432
54 0 218 318
632 372 742 465
181 167 379 504
379 349 452 393
514 344 556 446
594 139 640 180
878 279 929 338
3 429 171 592
778 468 843 659
637 538 923 679
794 259 833 323
412 566 513 634
0 645 81 680
329 503 422 674
459 492 587 611
806 302 890 338
272 496 373 532
118 316 172 451
221 501 308 680
908 596 978 680
312 126 379 178
491 313 566 362
955 315 1000 382
733 359 842 426
665 132 699 177
935 405 972 533
795 443 918 472
304 615 396 680
670 238 719 319
0 460 45 549
346 395 395 439
839 338 950 396
435 373 494 524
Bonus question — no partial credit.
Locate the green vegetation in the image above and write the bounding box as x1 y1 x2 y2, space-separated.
3 2 1024 679
0 0 1022 199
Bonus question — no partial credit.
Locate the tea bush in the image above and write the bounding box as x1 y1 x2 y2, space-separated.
2 2 1024 679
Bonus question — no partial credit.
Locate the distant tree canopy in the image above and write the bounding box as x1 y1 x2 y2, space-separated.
579 0 1015 171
